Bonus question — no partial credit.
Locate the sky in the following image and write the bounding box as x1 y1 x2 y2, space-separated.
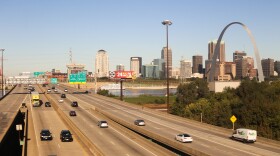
1 0 280 76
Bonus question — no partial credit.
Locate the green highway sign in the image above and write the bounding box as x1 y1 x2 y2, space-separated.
34 72 45 77
69 71 86 84
50 78 58 84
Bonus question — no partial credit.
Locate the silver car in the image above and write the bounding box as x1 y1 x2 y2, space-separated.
134 119 145 126
175 133 193 143
98 121 108 128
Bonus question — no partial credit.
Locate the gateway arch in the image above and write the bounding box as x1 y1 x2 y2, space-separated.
208 22 264 82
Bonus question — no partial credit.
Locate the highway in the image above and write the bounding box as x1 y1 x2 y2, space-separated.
1 84 280 156
45 85 175 156
56 84 280 156
27 85 87 156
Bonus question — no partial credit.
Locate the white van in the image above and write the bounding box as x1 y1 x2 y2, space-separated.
231 128 257 143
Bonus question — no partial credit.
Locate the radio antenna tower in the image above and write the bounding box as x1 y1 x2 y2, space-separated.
69 48 72 63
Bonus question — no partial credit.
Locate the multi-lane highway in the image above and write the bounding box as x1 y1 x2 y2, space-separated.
27 85 87 156
1 84 280 156
44 85 175 156
55 84 280 156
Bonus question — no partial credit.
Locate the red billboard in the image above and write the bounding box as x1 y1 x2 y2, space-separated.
110 71 135 79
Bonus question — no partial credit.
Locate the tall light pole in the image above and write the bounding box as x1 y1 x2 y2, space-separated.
162 20 172 113
0 49 5 97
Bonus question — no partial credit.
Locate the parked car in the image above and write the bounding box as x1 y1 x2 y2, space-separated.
175 133 193 143
69 111 76 116
60 130 73 142
54 89 58 92
47 89 51 92
61 94 66 98
40 129 53 141
45 102 51 107
97 121 108 128
71 101 78 107
134 119 145 126
58 99 64 103
64 89 68 92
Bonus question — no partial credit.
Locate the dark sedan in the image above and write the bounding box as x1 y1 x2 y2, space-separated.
40 129 53 141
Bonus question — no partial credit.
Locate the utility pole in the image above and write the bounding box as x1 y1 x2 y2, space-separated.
0 49 5 97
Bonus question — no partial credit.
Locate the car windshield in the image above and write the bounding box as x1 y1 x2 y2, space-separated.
41 130 50 135
183 134 191 137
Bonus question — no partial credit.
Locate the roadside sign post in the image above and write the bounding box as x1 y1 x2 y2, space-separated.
109 71 134 101
230 115 237 130
16 124 22 142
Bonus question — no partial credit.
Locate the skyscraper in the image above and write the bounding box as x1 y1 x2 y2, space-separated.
95 49 109 78
208 40 225 62
233 51 247 62
235 56 254 79
153 58 165 79
180 59 192 78
130 57 142 77
161 47 172 78
261 58 274 78
192 55 203 73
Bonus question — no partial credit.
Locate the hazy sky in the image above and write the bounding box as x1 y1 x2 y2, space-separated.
1 0 280 76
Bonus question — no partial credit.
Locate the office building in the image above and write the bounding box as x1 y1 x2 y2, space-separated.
142 64 159 79
130 57 142 77
161 47 172 78
116 64 125 71
275 61 280 75
235 56 254 79
153 58 165 79
192 55 203 74
208 40 225 62
218 62 236 81
95 49 109 78
233 51 247 62
262 58 274 78
180 59 192 78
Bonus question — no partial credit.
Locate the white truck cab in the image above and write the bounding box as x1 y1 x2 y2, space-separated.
231 128 257 143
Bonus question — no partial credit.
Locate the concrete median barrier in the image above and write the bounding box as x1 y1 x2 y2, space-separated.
95 107 209 156
38 85 104 156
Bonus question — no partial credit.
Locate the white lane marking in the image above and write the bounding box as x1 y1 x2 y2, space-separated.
57 143 61 149
84 97 262 156
29 94 41 156
75 100 158 156
109 123 158 156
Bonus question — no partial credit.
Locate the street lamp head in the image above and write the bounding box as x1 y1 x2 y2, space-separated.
162 20 172 26
0 49 5 51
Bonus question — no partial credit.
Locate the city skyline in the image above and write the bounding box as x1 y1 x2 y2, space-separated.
1 0 280 76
